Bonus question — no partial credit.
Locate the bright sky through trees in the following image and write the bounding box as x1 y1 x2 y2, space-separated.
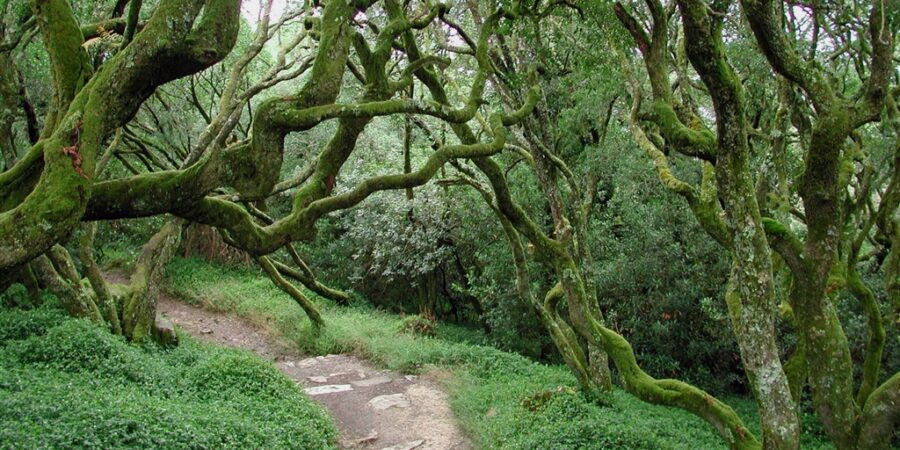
241 0 287 25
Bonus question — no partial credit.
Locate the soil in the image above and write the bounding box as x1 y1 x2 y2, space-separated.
156 292 473 450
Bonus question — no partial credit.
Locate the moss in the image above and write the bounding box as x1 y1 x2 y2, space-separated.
588 317 761 450
241 0 355 199
846 264 885 407
31 0 93 136
672 2 802 447
857 373 900 449
761 217 789 236
783 335 807 404
121 220 181 343
648 101 716 158
2 0 241 271
122 0 141 44
791 278 861 449
258 256 324 329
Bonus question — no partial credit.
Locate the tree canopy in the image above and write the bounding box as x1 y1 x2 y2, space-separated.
0 0 897 449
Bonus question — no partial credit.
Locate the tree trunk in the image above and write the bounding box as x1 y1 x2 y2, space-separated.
121 220 183 342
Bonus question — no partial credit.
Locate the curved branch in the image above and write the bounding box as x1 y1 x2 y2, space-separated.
32 0 92 138
123 0 143 45
242 0 363 199
79 18 129 40
84 148 222 220
643 101 716 160
273 259 350 305
257 255 325 328
851 0 897 126
762 217 805 274
587 315 760 449
0 0 241 270
739 0 837 112
676 1 800 447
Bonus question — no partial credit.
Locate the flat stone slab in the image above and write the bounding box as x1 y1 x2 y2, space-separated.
288 358 320 368
368 393 411 410
304 384 353 396
351 375 392 387
381 439 425 450
308 376 329 383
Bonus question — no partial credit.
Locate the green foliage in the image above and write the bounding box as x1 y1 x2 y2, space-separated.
588 144 742 393
459 385 732 450
94 216 168 270
520 385 579 411
165 258 836 449
459 189 555 358
292 119 478 317
4 0 892 446
183 352 298 400
12 319 131 372
0 304 67 340
0 304 337 449
0 283 31 309
398 313 437 337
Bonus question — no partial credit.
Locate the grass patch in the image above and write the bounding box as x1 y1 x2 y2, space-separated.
165 257 834 449
0 302 337 449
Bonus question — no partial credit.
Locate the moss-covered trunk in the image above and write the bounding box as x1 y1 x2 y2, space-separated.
121 220 182 342
676 2 800 446
0 50 18 168
787 108 864 450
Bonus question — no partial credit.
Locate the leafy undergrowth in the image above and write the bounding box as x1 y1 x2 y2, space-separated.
0 301 337 449
166 257 834 450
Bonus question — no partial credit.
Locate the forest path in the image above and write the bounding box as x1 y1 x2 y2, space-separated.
156 292 472 450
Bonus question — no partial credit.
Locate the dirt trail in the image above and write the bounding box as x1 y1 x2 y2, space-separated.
157 293 472 450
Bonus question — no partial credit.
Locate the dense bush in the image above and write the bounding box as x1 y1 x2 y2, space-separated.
183 352 298 400
0 305 68 341
0 305 337 449
398 313 438 337
290 126 748 394
589 147 742 393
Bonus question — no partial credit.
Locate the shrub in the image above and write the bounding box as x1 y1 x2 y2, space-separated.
183 351 297 399
0 306 68 342
0 307 337 449
0 284 31 309
12 319 131 372
398 313 437 337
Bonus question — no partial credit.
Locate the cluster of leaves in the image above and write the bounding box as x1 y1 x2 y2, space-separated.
295 116 490 319
340 187 457 285
587 142 742 392
0 301 337 449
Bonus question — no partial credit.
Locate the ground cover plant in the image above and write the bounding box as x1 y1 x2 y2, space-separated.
0 292 337 449
165 257 837 449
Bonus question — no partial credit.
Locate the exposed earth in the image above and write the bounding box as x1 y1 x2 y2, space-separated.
156 292 472 450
